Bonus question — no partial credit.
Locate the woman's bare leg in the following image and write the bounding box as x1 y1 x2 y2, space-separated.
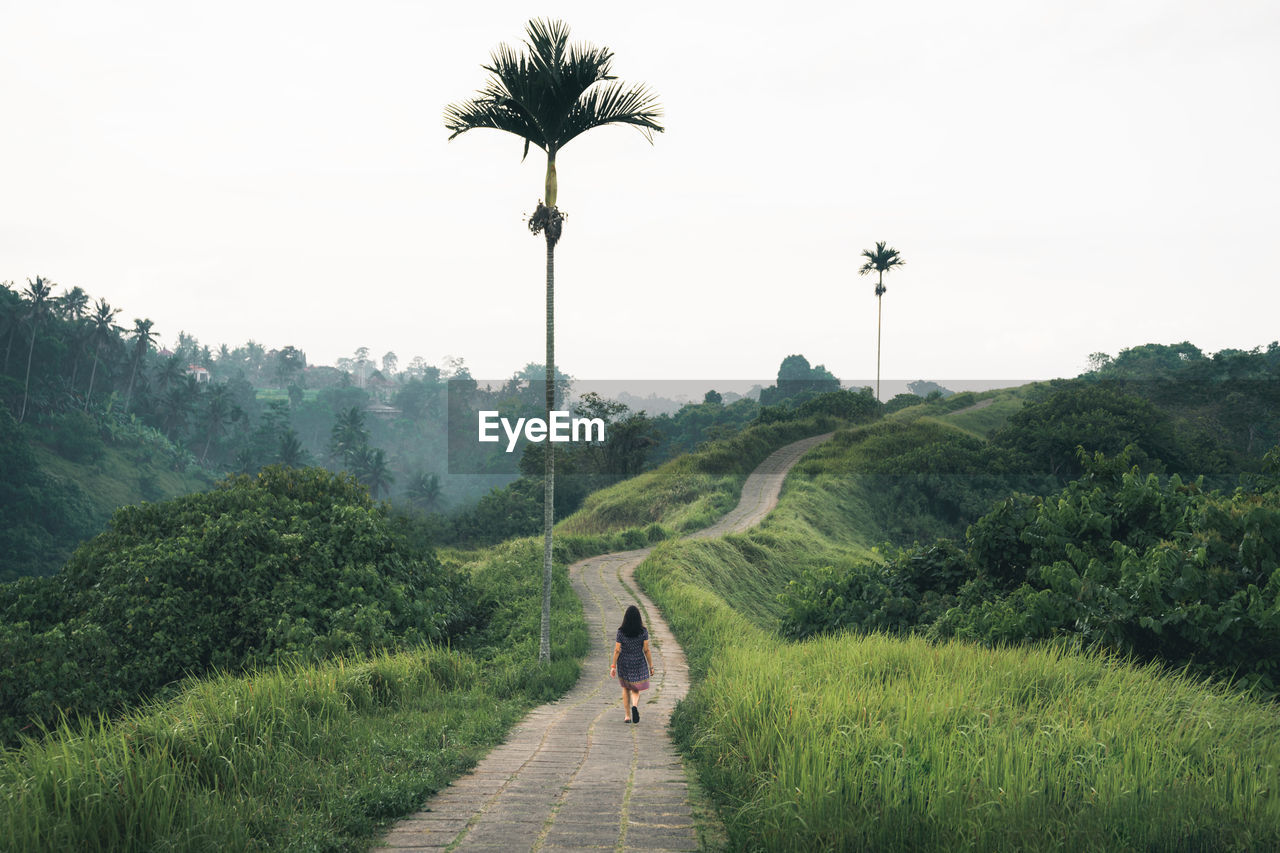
621 684 631 720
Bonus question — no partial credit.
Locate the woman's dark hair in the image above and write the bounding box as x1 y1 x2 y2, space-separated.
620 604 644 638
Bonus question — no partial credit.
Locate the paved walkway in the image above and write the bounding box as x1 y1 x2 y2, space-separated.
375 433 833 852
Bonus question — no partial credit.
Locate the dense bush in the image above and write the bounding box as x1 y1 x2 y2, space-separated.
0 466 473 745
782 448 1280 692
989 382 1205 476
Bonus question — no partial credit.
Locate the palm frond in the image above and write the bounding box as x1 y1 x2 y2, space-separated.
561 79 664 146
445 18 660 158
524 19 569 75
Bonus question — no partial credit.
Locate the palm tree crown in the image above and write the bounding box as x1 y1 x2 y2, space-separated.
444 18 663 211
858 241 905 296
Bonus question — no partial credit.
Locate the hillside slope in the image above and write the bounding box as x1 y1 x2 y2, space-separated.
1 410 213 581
634 421 1280 851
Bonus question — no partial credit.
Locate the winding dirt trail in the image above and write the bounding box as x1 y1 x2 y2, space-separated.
375 432 833 852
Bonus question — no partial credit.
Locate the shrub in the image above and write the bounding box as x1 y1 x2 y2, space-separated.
0 466 473 745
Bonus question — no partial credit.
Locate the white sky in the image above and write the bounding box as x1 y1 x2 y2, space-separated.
3 1 1278 384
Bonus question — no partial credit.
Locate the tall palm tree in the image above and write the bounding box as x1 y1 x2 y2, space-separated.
83 298 122 411
124 318 157 413
19 276 55 423
445 18 662 662
858 242 906 402
58 286 89 322
58 286 91 388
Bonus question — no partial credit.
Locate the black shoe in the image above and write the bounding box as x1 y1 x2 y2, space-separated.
632 706 639 724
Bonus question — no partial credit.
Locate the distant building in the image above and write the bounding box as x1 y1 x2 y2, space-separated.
365 401 401 418
186 365 211 384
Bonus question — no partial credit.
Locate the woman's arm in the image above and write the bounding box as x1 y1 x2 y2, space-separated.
643 639 655 675
610 641 621 675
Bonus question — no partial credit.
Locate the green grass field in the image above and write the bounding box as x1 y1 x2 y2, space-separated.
0 535 588 852
0 415 841 850
13 409 1278 850
632 424 1280 851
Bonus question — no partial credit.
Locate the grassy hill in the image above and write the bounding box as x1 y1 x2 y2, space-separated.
1 410 214 581
0 415 843 851
620 423 1280 851
885 384 1037 438
30 441 213 513
6 392 1279 850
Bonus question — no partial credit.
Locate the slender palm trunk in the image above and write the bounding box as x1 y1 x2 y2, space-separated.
125 356 140 413
875 269 884 402
19 325 38 423
85 352 99 412
541 229 555 664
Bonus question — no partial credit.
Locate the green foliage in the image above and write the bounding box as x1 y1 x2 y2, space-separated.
759 354 842 407
648 396 761 464
0 466 473 745
635 436 1280 852
0 409 100 581
779 541 970 640
990 382 1200 477
0 645 564 852
782 448 1280 693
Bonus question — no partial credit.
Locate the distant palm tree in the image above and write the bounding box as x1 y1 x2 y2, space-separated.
278 430 309 468
159 376 199 440
200 384 239 462
124 318 157 413
858 242 906 402
406 471 443 513
56 286 91 387
328 406 368 467
58 286 89 323
19 276 55 423
154 355 185 394
1 281 19 373
445 18 662 663
355 447 394 499
83 298 122 411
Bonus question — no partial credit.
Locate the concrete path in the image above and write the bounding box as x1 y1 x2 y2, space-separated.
374 433 834 852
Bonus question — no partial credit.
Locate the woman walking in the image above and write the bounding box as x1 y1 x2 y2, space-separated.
611 605 655 723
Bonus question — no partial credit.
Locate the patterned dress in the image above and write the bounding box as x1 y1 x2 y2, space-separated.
615 627 651 690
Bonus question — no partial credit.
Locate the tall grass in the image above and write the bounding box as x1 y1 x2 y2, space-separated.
1 536 588 851
636 428 1280 851
1 647 526 850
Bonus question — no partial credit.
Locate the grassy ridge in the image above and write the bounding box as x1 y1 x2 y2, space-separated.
2 647 518 851
635 426 1280 851
560 414 847 538
886 385 1035 439
0 414 843 850
0 538 586 852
